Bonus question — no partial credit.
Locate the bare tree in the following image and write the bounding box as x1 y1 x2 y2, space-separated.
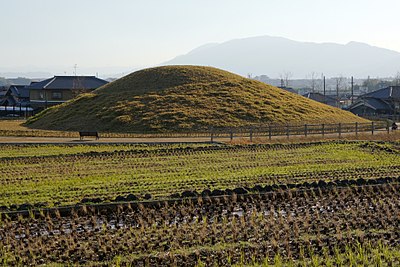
280 71 293 87
307 71 318 92
334 75 345 108
393 71 400 86
71 77 88 98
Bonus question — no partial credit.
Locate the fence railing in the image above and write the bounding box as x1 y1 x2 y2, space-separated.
209 121 392 142
0 121 394 141
0 105 35 118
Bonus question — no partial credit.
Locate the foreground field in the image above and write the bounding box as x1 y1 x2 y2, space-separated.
0 140 399 265
1 183 399 265
0 141 399 208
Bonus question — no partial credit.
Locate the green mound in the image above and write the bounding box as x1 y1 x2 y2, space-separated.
26 66 368 132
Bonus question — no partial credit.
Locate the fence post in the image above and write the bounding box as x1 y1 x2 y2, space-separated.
355 122 358 137
249 127 253 143
371 121 374 135
322 124 325 137
304 124 308 137
286 124 290 139
210 128 214 143
230 128 233 141
387 121 390 134
268 125 272 140
338 123 342 138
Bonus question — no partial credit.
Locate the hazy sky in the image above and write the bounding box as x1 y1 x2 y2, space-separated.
2 0 400 76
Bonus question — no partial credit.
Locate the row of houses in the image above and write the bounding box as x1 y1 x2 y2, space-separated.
0 76 108 116
285 86 400 119
280 86 354 108
349 86 400 118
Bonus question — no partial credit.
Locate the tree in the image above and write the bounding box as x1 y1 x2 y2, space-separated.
334 75 345 108
392 71 400 86
307 72 318 92
0 77 9 87
71 77 88 98
280 71 293 87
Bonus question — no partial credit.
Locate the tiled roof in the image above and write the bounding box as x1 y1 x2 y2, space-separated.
278 86 297 94
349 97 392 111
11 86 30 98
27 76 108 90
303 92 337 102
362 86 400 99
0 87 7 97
0 85 30 99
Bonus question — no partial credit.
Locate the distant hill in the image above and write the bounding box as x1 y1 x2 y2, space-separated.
0 72 52 79
0 77 34 86
164 36 400 78
26 66 367 132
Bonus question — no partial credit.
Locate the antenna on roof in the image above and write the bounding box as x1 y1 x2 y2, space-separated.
73 64 77 76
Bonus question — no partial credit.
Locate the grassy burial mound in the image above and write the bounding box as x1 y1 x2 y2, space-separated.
26 66 367 132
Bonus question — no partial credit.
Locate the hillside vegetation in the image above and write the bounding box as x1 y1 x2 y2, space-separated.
26 66 367 132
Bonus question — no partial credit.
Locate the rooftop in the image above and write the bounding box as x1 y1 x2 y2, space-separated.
362 86 400 99
27 76 108 90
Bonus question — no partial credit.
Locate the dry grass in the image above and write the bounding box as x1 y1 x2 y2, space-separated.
0 119 29 131
228 130 400 144
26 65 368 133
0 119 78 138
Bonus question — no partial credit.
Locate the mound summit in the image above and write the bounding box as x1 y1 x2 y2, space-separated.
27 66 367 132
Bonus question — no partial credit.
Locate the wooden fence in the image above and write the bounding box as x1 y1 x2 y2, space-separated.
0 121 395 141
209 121 392 142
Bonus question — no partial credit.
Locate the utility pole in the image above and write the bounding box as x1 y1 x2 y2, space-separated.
351 76 354 105
323 76 326 104
73 64 77 76
336 78 340 108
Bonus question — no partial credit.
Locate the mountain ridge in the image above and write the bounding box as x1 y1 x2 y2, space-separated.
163 35 400 78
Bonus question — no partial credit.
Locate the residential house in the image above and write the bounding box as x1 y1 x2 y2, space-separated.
302 92 339 107
27 76 108 109
348 86 400 118
0 85 33 116
0 87 7 103
278 86 298 94
0 85 30 106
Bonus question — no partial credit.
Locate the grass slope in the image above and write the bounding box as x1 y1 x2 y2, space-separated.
26 66 367 132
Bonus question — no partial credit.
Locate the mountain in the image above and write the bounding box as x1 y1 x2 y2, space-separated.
0 72 52 79
26 66 366 132
0 77 34 86
163 36 400 78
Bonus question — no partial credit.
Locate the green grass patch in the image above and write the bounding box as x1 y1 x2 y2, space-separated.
0 141 399 207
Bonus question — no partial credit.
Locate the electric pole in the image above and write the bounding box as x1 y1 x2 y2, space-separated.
336 80 339 108
351 76 354 105
323 76 326 104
